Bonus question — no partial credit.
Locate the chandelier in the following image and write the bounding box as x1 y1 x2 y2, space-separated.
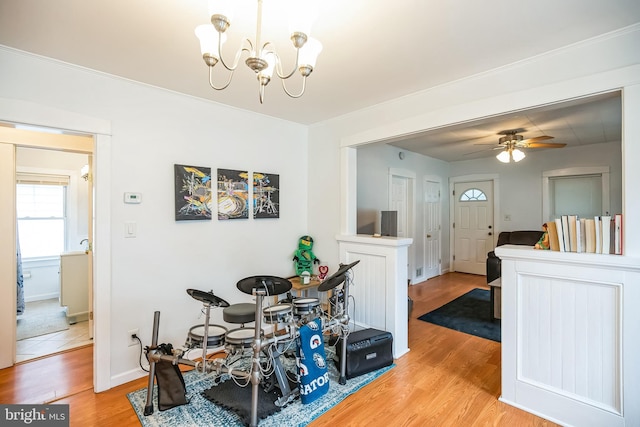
195 0 323 104
496 134 526 163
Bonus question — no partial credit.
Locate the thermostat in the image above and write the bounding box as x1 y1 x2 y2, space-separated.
124 192 142 204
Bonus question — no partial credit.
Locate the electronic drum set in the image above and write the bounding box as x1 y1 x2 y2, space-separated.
143 261 359 427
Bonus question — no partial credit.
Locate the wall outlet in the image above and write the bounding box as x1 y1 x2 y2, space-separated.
128 328 139 347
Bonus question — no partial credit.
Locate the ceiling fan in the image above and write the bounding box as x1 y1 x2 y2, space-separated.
491 129 567 162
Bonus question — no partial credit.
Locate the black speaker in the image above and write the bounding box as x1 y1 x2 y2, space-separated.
381 211 398 237
335 328 393 379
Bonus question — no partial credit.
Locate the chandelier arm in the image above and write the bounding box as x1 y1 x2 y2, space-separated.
217 38 253 72
207 65 235 91
265 45 300 80
279 74 307 99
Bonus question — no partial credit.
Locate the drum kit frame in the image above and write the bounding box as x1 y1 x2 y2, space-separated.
143 261 360 427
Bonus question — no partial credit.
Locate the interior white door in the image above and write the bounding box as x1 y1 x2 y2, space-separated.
453 181 493 275
423 179 441 280
391 175 408 237
390 174 413 281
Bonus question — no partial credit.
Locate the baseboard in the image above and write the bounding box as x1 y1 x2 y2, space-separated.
110 345 227 389
111 367 147 388
25 293 60 303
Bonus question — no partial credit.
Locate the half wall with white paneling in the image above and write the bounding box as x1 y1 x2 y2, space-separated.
497 245 639 426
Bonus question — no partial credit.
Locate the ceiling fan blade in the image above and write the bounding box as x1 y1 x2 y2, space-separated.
527 142 567 148
522 135 554 143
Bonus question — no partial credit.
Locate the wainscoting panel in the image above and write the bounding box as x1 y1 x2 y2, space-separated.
347 252 387 331
497 245 640 427
337 235 412 358
517 274 621 414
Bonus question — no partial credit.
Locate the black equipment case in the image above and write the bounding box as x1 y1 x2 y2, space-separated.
335 328 393 379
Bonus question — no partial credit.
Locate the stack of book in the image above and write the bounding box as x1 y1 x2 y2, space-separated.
547 214 623 254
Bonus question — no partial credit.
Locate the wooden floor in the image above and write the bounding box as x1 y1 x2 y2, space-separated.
0 272 557 426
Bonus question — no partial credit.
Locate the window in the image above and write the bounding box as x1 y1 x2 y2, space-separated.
542 167 610 222
16 174 69 259
549 175 602 219
459 188 487 201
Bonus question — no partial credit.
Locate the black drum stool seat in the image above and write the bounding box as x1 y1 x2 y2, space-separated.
223 303 256 324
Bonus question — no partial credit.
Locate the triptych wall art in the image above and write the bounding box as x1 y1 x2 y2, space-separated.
174 164 279 221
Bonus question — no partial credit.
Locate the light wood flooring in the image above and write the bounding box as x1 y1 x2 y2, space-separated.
0 272 557 426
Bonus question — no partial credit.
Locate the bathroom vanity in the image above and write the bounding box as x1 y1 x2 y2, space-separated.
59 251 89 323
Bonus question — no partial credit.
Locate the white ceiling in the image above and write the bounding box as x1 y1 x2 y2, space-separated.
0 0 637 160
387 91 622 162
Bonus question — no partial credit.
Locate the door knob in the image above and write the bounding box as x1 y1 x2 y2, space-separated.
427 234 432 238
488 232 492 236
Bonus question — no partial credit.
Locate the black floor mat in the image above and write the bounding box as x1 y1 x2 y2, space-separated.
202 380 283 426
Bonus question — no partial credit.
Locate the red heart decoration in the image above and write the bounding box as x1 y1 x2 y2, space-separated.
318 265 329 279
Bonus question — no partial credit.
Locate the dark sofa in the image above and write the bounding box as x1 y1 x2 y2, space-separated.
486 230 544 283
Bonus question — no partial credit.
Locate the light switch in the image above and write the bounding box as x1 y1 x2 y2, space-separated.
125 221 137 238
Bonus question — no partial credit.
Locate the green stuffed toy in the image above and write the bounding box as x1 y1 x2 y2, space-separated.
293 235 320 276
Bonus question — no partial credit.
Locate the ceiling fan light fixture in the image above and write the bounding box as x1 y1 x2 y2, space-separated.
496 150 511 163
512 148 526 162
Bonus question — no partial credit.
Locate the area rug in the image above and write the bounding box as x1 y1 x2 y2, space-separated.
127 351 394 427
418 288 501 342
16 301 69 340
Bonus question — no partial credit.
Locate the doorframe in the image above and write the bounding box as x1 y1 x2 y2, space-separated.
449 174 500 272
0 97 112 392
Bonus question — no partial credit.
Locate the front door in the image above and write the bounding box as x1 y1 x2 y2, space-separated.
453 181 493 275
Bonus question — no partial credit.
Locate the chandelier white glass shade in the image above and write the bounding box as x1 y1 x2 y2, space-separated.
496 144 526 163
195 0 323 104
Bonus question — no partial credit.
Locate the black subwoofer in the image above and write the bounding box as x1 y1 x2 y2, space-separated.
335 328 393 379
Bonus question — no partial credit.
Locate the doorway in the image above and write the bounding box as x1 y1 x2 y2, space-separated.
16 147 93 362
452 180 494 275
0 126 94 369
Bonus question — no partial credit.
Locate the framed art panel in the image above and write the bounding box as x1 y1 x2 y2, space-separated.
253 172 279 219
217 169 249 220
174 164 212 221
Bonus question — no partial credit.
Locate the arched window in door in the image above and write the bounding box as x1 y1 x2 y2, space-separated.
459 188 487 201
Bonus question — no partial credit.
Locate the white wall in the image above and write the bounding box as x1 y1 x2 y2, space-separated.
20 259 59 302
356 143 451 274
0 47 309 384
449 141 623 233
